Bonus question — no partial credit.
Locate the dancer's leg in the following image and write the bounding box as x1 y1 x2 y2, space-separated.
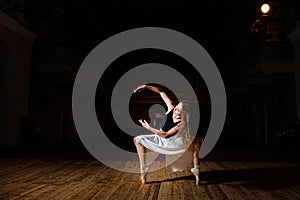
193 148 200 167
191 138 203 186
134 139 148 184
193 138 203 166
191 147 200 185
134 139 146 168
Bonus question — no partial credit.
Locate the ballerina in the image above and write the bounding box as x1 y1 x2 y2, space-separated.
133 84 203 185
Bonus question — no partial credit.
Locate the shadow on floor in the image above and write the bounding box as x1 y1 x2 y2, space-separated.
147 165 300 190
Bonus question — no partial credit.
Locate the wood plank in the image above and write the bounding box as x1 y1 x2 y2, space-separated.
0 158 299 200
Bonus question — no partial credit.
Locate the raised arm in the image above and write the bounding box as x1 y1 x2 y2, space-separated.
134 85 174 112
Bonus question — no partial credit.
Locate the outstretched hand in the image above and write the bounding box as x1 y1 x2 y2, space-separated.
133 85 146 93
138 119 150 129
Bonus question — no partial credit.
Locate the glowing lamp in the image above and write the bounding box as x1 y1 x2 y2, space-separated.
261 3 270 14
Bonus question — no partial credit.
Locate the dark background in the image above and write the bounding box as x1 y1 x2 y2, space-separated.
1 0 300 157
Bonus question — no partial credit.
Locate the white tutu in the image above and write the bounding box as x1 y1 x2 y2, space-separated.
134 132 193 172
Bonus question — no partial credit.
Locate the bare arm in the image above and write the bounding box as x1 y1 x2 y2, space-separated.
134 85 174 112
139 119 179 139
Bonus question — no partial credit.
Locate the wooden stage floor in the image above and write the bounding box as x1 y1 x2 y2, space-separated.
0 148 300 199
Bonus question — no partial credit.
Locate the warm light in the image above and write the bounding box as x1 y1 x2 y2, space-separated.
261 3 270 14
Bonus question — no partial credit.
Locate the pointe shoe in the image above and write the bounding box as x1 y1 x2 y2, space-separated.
140 166 149 184
191 166 200 186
